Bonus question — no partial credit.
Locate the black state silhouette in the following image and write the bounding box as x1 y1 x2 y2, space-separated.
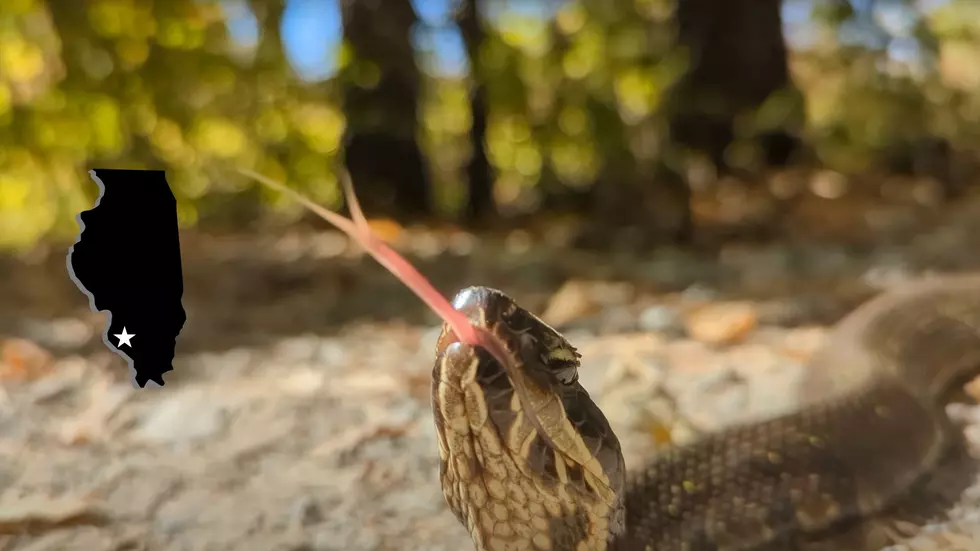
68 169 186 387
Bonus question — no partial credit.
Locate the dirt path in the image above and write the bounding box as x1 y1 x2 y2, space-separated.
2 220 980 550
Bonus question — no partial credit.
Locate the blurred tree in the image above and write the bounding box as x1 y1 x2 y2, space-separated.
218 0 290 228
2 0 979 252
455 0 495 223
550 0 695 245
339 0 431 220
666 0 804 175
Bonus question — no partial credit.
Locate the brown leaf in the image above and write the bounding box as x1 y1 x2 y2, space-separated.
963 374 980 402
0 494 109 535
683 302 758 346
644 419 675 446
540 280 600 327
365 218 403 243
0 338 53 382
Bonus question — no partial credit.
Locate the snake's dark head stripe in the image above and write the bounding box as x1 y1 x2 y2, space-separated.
432 286 627 550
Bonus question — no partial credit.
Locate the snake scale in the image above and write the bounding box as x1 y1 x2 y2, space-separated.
429 275 980 550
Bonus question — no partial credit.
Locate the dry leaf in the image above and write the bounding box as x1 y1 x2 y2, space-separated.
964 374 980 402
684 302 758 345
0 338 53 382
0 494 108 534
365 218 403 243
541 280 600 327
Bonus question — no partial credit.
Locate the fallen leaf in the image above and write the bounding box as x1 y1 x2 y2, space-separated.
540 280 600 327
0 494 109 534
964 374 980 402
645 419 675 446
684 302 758 346
366 218 403 243
0 338 53 382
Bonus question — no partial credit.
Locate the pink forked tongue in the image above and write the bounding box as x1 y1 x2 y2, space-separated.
237 168 516 371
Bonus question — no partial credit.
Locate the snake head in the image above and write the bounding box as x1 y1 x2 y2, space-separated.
440 286 583 386
238 170 626 548
432 286 626 551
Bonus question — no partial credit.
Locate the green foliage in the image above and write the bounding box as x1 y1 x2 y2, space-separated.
794 0 980 170
2 0 980 250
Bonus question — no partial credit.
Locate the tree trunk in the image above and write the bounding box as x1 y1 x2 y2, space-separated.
667 0 802 174
340 0 431 219
455 0 495 223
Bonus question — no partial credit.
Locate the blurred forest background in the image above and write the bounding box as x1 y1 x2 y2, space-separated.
5 3 980 547
2 0 980 251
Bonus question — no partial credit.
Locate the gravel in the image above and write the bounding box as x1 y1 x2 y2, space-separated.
2 216 980 550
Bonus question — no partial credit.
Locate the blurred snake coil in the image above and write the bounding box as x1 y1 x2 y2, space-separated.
429 276 980 551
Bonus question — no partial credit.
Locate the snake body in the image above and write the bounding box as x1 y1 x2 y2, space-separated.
430 276 980 550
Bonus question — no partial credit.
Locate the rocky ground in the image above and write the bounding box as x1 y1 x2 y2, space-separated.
2 197 980 551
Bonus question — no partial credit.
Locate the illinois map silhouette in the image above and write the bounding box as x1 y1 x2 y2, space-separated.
68 169 186 387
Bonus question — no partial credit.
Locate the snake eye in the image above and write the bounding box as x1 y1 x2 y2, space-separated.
545 346 581 385
552 363 579 385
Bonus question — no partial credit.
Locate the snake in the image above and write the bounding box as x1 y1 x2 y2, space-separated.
429 275 980 550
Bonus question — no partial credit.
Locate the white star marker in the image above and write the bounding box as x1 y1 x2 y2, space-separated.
114 327 135 347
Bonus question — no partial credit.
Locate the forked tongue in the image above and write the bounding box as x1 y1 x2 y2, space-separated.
238 169 589 467
236 168 516 374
